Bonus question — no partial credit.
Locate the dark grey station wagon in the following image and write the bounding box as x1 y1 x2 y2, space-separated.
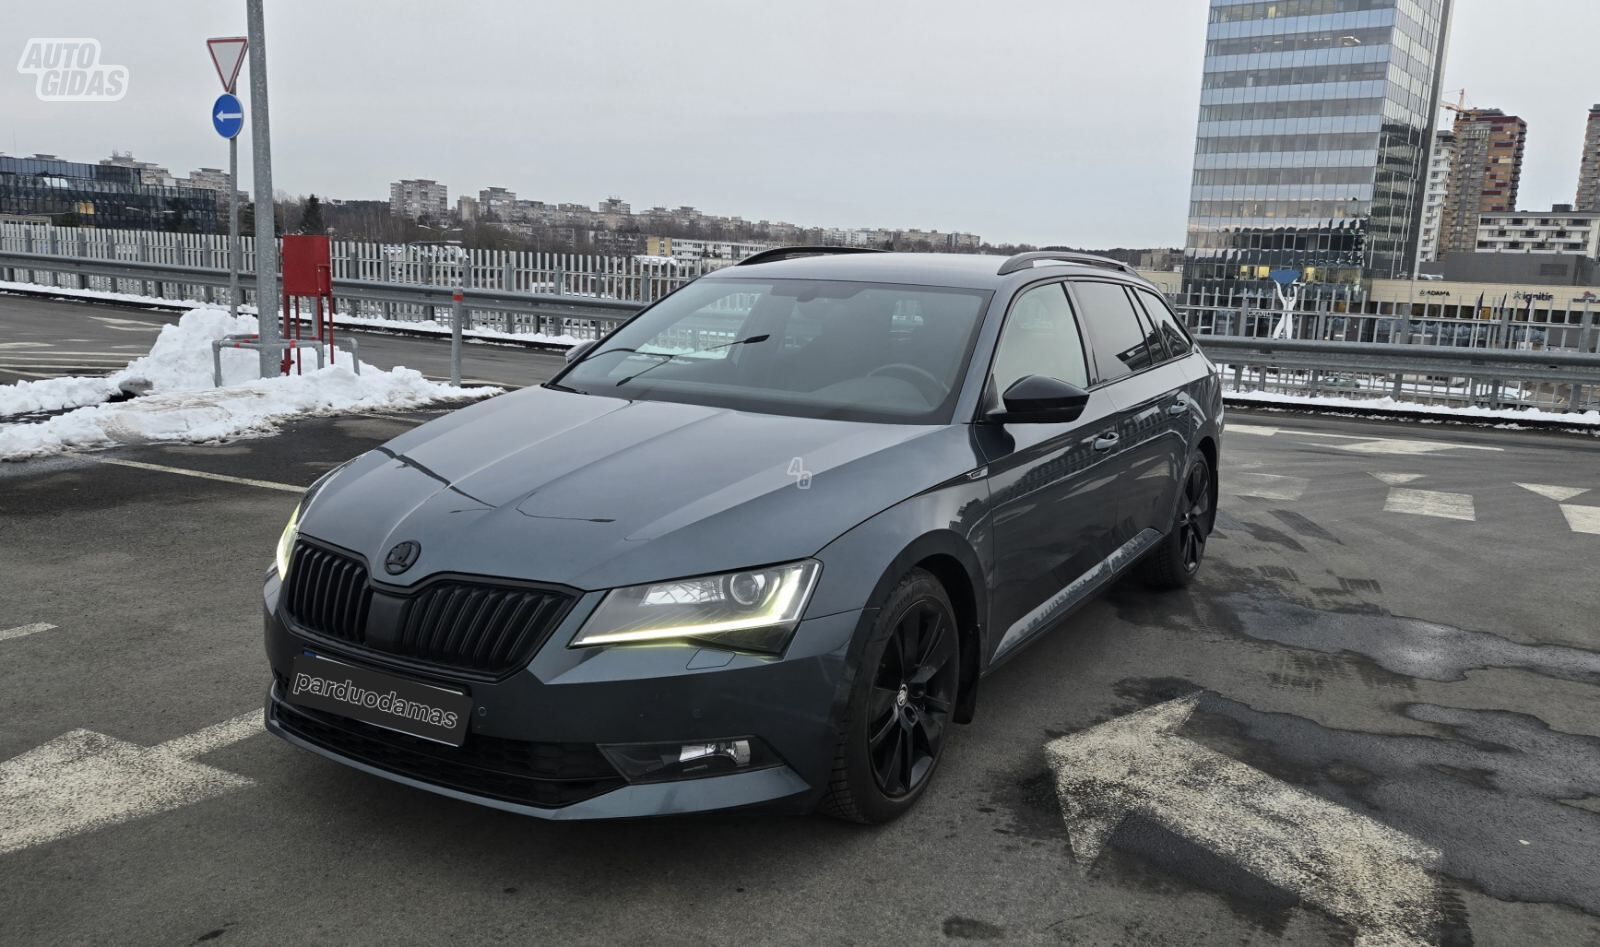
263 248 1223 823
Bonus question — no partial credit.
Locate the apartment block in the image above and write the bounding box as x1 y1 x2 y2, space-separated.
1577 105 1600 212
388 178 449 221
1438 109 1526 256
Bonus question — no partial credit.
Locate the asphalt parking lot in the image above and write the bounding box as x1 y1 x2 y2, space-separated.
3 298 1600 946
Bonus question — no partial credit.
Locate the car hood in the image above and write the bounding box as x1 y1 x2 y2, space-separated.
298 386 978 591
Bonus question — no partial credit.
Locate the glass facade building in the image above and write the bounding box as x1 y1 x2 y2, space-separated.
0 155 221 232
1183 0 1453 297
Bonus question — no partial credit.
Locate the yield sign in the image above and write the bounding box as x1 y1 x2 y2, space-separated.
207 36 248 94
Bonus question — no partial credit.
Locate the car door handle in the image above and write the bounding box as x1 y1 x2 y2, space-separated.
1167 399 1190 417
1093 432 1120 452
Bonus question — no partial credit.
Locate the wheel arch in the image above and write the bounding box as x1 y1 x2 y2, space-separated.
817 526 989 729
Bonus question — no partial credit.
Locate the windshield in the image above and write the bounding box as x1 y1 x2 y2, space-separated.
554 278 991 424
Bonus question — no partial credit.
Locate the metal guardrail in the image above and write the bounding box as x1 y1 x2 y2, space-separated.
0 250 645 341
4 248 1597 413
1198 336 1600 412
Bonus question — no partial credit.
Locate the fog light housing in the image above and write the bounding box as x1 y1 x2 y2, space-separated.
599 737 779 783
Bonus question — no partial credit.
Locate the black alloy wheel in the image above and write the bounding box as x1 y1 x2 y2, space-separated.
819 569 961 823
867 598 958 797
1177 458 1212 574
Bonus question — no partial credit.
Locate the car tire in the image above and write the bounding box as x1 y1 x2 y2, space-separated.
819 568 960 824
1139 452 1215 590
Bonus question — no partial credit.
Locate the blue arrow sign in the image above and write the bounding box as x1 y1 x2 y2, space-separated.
212 93 244 139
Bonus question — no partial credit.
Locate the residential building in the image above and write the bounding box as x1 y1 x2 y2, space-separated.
0 153 221 231
1182 0 1455 296
456 195 478 222
388 178 448 221
1576 105 1600 212
477 187 517 221
644 236 776 266
1474 206 1600 257
1419 130 1455 263
1438 108 1526 257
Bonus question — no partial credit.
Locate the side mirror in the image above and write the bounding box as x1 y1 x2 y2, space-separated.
988 375 1090 424
565 339 597 364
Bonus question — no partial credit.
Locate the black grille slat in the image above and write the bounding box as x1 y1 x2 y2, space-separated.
282 541 572 677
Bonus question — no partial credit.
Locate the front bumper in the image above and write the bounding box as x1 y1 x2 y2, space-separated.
263 576 862 819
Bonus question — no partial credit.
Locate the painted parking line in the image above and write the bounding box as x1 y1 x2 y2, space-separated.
0 710 263 856
0 623 56 643
1384 487 1476 522
1560 505 1600 535
90 458 305 494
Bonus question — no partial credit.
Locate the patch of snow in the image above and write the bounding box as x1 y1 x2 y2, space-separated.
1227 390 1600 428
0 307 498 461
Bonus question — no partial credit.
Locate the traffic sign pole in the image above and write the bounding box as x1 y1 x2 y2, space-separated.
207 35 249 326
245 0 279 379
228 134 239 319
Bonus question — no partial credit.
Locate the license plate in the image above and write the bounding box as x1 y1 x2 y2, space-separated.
285 654 472 746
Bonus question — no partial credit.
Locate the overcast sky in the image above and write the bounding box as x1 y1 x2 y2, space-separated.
5 0 1598 247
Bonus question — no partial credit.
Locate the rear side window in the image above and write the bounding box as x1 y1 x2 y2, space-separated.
1133 288 1194 359
1070 280 1159 382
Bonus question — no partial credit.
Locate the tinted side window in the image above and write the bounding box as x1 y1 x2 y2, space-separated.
990 283 1089 395
1129 288 1169 363
1071 280 1157 382
1134 288 1194 359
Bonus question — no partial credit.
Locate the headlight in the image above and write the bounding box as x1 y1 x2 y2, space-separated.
274 462 348 579
275 503 300 578
571 560 821 653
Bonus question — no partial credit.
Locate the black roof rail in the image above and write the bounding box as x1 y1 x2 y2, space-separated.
735 246 889 267
997 251 1139 277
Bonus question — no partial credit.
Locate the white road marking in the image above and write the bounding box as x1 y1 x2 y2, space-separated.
1337 438 1501 456
1225 424 1280 436
89 315 163 327
89 458 305 494
0 369 74 379
1222 471 1308 501
0 710 263 856
1560 505 1600 535
0 623 56 642
0 342 49 350
1047 697 1441 947
1370 472 1425 486
1517 483 1590 503
1385 487 1476 521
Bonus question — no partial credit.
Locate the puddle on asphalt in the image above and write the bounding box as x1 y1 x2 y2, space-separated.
1167 686 1600 921
1218 596 1600 686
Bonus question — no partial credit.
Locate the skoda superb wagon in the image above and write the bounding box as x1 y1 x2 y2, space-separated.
264 248 1222 823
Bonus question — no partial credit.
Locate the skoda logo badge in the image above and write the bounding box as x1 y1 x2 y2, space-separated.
384 541 421 575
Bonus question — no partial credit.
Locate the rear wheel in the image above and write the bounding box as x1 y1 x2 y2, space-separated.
819 569 959 824
1139 453 1214 590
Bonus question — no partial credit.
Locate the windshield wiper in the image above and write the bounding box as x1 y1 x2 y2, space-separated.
613 334 770 387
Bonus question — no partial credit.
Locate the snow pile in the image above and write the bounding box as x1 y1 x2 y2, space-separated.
0 307 498 461
1227 390 1600 428
0 309 264 419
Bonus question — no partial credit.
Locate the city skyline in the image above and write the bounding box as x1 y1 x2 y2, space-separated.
4 0 1600 248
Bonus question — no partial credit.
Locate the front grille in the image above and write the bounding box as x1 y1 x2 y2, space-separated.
282 540 575 677
284 543 370 645
272 680 625 809
396 583 571 674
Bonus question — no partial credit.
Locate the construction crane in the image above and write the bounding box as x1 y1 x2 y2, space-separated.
1441 89 1472 124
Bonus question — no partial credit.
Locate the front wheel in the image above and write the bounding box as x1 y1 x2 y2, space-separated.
1138 453 1214 590
819 569 959 824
